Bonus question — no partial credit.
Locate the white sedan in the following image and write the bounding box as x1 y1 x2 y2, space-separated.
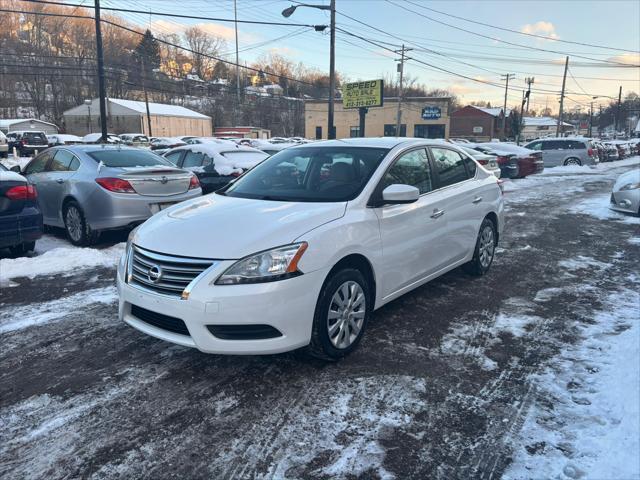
117 138 504 360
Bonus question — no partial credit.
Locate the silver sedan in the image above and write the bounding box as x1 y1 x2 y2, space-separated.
20 145 202 245
610 169 640 215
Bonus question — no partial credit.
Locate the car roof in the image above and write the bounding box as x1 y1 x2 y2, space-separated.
55 144 148 154
168 143 268 156
290 137 443 149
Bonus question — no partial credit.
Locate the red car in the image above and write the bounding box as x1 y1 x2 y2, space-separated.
470 143 544 179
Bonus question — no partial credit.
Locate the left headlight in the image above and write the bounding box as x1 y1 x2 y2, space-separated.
215 242 308 285
619 182 640 191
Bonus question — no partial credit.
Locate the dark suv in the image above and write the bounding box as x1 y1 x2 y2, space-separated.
6 131 49 157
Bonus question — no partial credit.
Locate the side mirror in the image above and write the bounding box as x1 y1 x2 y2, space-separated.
381 184 420 204
10 165 21 173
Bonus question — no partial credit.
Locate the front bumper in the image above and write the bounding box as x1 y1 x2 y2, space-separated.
610 190 640 215
116 254 328 354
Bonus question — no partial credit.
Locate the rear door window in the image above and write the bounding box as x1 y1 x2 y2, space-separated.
23 132 47 143
430 147 470 187
463 155 477 178
50 150 77 171
526 141 542 151
567 140 586 150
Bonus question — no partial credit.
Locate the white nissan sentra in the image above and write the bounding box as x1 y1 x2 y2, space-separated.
117 138 504 360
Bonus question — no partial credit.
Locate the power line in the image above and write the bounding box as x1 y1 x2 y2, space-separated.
400 0 639 54
385 0 640 67
18 0 327 28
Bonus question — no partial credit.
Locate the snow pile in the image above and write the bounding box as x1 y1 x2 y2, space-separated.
570 194 640 224
558 255 611 271
538 156 640 176
504 288 640 479
0 286 117 334
0 243 124 281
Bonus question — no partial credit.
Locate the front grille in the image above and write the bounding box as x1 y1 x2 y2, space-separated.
129 245 217 298
207 324 283 340
131 305 189 336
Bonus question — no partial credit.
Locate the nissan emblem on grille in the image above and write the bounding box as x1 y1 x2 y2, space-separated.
160 176 168 184
147 265 163 283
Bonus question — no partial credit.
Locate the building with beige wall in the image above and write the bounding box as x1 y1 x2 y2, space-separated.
63 98 212 137
305 97 451 140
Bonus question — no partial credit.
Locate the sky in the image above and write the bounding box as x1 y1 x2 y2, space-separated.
100 0 640 114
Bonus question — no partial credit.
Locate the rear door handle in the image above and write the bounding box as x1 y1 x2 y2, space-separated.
430 209 445 219
56 178 64 184
472 196 482 204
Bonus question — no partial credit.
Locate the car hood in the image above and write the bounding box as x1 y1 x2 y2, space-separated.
134 193 347 259
613 169 640 191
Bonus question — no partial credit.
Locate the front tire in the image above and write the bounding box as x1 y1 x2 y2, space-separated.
307 268 372 361
64 201 99 246
464 218 497 276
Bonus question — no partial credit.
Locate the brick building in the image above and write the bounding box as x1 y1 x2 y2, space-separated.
450 105 513 141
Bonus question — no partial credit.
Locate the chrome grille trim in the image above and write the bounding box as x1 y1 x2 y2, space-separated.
127 244 220 298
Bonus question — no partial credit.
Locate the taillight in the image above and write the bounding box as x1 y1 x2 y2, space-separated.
230 171 242 178
496 155 510 165
95 177 136 193
5 184 37 200
588 148 595 157
20 139 26 146
188 175 200 189
477 159 489 165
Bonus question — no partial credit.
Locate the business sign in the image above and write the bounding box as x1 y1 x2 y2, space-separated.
343 79 383 109
473 126 483 133
422 106 442 120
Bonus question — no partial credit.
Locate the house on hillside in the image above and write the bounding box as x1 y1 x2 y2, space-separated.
450 105 513 141
62 98 212 137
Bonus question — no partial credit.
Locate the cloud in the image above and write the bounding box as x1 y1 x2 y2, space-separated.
520 21 559 40
448 83 483 96
150 20 258 43
606 53 640 65
268 46 299 57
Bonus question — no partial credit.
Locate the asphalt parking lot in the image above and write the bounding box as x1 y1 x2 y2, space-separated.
1 160 639 479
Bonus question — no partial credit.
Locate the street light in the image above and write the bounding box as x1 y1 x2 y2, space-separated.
84 99 92 134
282 1 335 139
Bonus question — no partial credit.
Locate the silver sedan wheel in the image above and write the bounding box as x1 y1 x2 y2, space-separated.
327 281 366 349
65 206 83 242
479 225 495 269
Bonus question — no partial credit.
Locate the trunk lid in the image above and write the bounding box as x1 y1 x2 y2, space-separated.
118 167 192 196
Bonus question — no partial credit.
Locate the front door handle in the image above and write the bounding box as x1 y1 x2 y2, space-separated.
431 209 445 219
472 196 482 204
56 178 64 184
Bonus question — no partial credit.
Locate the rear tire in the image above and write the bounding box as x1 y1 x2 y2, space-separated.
464 218 497 276
9 241 35 256
564 157 582 166
307 268 372 361
64 201 99 246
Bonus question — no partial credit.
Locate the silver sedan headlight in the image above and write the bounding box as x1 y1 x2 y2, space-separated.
619 182 640 191
215 242 308 285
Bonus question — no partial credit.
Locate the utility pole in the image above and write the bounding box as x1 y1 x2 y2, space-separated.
500 73 515 139
395 44 411 137
556 56 569 137
598 104 603 136
233 0 240 126
328 0 336 139
141 57 152 136
615 85 622 134
518 77 534 144
589 101 593 138
94 0 108 142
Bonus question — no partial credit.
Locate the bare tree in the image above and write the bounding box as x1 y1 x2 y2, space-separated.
183 26 225 81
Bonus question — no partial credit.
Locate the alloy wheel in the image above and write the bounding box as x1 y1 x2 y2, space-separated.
66 206 83 242
327 281 366 349
479 225 495 268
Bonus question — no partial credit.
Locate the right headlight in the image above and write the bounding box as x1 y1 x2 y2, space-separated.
214 242 308 285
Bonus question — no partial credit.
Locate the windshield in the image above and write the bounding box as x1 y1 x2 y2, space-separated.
87 149 172 168
222 146 390 202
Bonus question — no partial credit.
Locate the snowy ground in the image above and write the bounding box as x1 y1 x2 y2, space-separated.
1 158 639 479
